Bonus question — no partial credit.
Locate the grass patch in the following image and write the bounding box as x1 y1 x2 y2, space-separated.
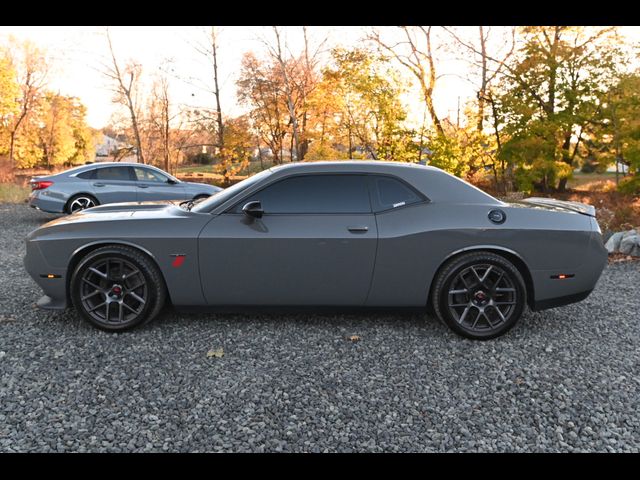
567 172 619 191
0 183 30 204
176 165 216 174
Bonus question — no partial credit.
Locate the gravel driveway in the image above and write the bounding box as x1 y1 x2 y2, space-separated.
1 204 639 452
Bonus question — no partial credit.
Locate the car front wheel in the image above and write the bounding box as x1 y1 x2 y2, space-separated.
431 252 526 340
70 245 166 331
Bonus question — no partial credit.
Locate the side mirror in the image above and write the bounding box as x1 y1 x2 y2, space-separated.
242 201 264 219
167 178 178 185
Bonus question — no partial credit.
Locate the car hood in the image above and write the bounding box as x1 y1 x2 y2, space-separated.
35 201 194 231
506 197 596 217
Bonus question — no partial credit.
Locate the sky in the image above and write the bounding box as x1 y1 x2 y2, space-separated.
1 26 639 130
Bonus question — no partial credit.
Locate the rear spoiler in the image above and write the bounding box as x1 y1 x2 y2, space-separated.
522 197 596 217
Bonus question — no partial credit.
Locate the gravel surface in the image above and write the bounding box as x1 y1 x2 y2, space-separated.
1 203 639 452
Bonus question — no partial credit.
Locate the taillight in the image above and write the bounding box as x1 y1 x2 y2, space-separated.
31 181 53 190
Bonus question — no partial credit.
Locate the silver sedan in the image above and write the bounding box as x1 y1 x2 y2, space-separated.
28 162 222 214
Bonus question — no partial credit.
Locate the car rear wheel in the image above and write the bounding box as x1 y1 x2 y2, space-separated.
431 252 526 340
70 245 166 331
66 194 99 214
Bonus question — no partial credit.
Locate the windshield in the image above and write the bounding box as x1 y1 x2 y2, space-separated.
190 168 273 213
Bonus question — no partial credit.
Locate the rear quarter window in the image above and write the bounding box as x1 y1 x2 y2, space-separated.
370 176 424 212
77 169 96 180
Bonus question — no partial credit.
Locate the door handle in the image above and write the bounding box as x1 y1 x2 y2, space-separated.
138 184 149 188
93 183 105 187
347 226 369 233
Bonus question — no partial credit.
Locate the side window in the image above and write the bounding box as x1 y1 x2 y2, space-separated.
134 167 167 183
77 169 96 180
235 175 371 214
96 166 134 181
371 176 423 212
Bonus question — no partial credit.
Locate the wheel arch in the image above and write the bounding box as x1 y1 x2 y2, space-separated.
427 245 535 310
66 240 171 305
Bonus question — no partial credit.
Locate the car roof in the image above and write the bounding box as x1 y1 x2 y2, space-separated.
269 160 439 174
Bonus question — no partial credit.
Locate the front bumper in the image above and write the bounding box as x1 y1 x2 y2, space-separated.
37 294 68 310
24 239 68 310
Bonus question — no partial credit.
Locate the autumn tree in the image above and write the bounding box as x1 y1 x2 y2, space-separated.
215 114 254 183
144 75 173 171
237 52 288 164
600 73 640 192
369 26 444 137
3 39 48 170
40 94 95 168
320 48 416 161
103 28 146 164
0 51 19 165
493 26 622 192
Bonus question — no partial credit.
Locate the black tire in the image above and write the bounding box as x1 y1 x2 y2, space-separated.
66 194 99 214
70 245 166 331
431 251 526 340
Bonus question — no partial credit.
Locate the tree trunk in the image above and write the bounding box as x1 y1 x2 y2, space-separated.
128 101 145 164
211 27 224 159
8 132 17 171
477 26 488 133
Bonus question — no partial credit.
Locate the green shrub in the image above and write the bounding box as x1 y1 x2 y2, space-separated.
617 175 640 194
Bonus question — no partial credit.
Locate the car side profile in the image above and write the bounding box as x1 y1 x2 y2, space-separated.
28 162 222 214
24 161 608 339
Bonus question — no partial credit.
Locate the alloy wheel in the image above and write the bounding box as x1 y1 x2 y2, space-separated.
447 263 517 334
69 196 96 213
79 257 148 325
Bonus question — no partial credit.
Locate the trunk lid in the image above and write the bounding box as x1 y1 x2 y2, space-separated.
516 197 596 217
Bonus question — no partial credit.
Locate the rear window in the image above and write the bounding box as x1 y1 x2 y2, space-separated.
96 166 133 181
371 176 423 212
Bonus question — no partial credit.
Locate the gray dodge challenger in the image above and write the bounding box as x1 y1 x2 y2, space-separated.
28 162 221 214
24 161 608 339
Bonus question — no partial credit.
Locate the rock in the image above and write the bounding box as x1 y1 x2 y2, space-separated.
604 232 624 253
619 233 640 256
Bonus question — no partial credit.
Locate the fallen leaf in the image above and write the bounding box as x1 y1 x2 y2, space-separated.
206 347 224 358
347 335 361 343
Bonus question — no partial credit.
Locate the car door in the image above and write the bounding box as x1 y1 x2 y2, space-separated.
198 174 378 306
132 166 187 202
92 166 138 204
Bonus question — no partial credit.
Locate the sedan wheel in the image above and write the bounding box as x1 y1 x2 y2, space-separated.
70 245 166 331
68 196 97 213
432 252 526 340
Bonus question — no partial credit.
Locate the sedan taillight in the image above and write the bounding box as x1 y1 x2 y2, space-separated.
31 181 54 190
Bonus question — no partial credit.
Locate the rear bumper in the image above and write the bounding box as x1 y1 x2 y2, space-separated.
530 231 607 311
533 289 593 311
28 190 66 213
